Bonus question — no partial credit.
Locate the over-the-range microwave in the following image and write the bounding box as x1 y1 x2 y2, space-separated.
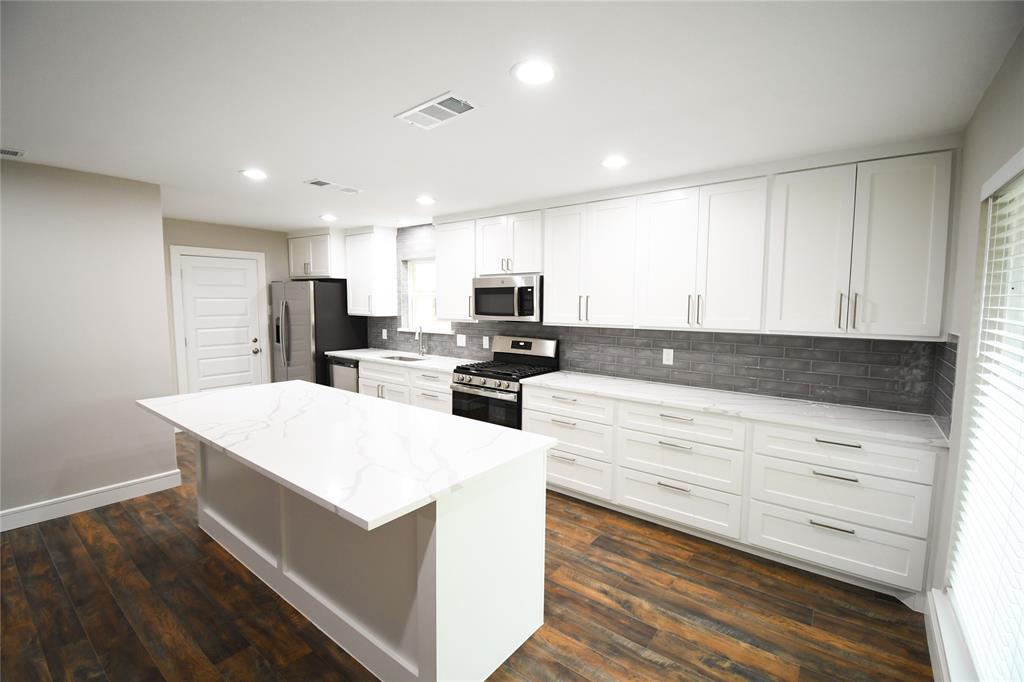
472 273 541 323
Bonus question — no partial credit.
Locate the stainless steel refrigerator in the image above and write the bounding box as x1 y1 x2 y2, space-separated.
271 280 367 385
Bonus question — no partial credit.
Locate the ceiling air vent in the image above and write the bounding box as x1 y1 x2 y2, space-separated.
0 148 25 159
302 178 362 194
395 92 475 130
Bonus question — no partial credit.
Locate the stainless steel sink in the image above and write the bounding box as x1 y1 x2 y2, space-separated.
382 355 425 362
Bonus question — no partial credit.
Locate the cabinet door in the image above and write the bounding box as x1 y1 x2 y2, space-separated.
288 237 312 278
696 178 768 331
509 211 543 272
476 216 509 275
345 232 373 315
765 166 856 333
636 189 700 329
381 382 410 404
307 234 331 277
583 197 637 326
359 379 382 398
435 221 476 321
543 205 586 324
849 152 951 337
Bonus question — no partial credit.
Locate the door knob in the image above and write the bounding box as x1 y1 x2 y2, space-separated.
252 348 261 355
252 337 258 343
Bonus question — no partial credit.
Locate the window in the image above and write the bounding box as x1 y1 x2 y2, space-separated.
404 259 451 334
948 171 1024 680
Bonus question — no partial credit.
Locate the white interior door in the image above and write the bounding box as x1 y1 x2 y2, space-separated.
180 255 264 391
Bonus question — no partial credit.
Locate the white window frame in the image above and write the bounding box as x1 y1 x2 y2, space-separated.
399 257 452 335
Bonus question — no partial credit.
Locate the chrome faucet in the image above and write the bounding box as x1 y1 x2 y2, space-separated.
416 326 426 356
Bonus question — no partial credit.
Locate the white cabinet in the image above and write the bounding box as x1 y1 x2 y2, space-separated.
288 229 345 279
765 166 856 333
635 189 700 329
849 151 951 337
411 388 451 413
361 361 449 411
542 199 636 327
358 377 409 403
435 221 475 321
344 227 398 317
476 211 543 274
695 178 768 331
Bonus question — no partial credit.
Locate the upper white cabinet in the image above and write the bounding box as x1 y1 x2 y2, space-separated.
849 152 951 337
476 211 543 274
344 226 398 316
766 165 857 333
543 205 587 324
288 229 345 279
696 178 768 331
635 189 700 329
435 220 476 321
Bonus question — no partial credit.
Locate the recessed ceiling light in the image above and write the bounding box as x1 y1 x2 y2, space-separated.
512 59 555 85
320 213 337 223
240 168 268 181
416 194 436 206
601 155 629 170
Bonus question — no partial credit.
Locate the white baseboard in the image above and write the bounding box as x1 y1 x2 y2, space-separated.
0 469 182 531
926 588 978 682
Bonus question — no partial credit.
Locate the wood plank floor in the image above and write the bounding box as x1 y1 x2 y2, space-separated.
2 434 932 681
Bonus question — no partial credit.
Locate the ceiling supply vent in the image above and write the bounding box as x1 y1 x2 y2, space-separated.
395 91 475 130
0 148 25 159
302 178 362 194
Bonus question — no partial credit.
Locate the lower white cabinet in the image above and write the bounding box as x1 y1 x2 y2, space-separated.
747 500 927 591
411 388 452 413
358 378 410 404
547 450 613 500
615 468 742 540
523 409 613 463
617 428 743 495
359 361 448 410
522 386 615 425
618 400 747 450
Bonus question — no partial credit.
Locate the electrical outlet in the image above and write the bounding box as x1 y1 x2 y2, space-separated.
482 336 489 349
382 328 387 340
662 348 674 365
456 334 466 347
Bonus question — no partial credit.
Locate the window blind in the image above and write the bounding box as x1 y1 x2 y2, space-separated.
949 171 1024 680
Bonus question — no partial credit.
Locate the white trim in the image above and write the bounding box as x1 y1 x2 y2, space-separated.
169 245 271 392
980 144 1024 200
926 589 979 682
0 469 181 531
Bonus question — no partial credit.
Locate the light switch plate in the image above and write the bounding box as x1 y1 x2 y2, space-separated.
662 348 673 365
482 336 489 349
382 328 387 340
456 334 466 347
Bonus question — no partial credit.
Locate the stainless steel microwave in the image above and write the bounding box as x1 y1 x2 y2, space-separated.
472 274 541 322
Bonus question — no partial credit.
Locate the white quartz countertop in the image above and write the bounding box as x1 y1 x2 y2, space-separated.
324 348 465 373
521 371 949 447
138 381 555 530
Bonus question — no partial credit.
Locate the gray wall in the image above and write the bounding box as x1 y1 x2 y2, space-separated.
1 162 177 512
932 335 958 437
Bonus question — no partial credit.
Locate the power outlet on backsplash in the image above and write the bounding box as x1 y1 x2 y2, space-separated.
382 328 387 340
483 336 489 349
456 334 466 347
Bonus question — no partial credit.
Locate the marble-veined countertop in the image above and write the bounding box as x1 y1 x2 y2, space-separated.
138 380 555 530
324 348 465 373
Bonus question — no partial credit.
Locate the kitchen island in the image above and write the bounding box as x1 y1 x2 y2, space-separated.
138 380 555 682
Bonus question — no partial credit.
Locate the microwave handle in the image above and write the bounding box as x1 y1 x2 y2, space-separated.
513 286 519 317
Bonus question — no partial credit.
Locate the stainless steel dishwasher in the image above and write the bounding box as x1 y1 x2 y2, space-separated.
329 357 359 392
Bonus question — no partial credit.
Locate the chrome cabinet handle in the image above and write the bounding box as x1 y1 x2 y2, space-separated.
812 470 860 483
687 294 693 325
420 374 439 379
658 440 693 450
368 294 372 313
507 257 513 272
659 413 693 422
837 292 845 329
468 295 472 318
809 519 856 535
578 295 582 321
304 262 310 275
696 294 703 326
851 293 859 329
814 437 862 449
585 295 590 321
551 418 577 427
420 392 440 399
657 481 692 494
550 453 577 463
552 395 577 403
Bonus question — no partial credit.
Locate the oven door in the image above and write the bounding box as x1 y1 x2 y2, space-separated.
451 385 521 429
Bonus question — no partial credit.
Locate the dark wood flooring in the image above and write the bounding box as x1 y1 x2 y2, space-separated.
2 434 932 681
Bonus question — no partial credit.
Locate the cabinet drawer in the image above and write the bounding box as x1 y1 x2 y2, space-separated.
524 409 613 463
547 451 612 501
412 370 453 391
411 388 451 414
619 401 746 451
753 424 936 484
359 361 410 385
747 500 926 591
523 387 615 425
614 468 741 540
751 455 932 538
618 428 743 494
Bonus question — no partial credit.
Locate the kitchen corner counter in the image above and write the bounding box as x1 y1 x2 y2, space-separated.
521 371 948 448
324 348 465 373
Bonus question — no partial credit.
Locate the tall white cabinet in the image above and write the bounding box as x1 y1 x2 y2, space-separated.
345 226 398 317
476 211 543 274
635 189 700 329
435 220 476 321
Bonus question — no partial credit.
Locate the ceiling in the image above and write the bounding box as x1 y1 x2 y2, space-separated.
3 2 1023 232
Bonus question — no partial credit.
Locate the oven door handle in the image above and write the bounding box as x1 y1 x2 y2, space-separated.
450 384 519 402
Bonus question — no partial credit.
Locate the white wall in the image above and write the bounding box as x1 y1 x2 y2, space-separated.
1 162 177 520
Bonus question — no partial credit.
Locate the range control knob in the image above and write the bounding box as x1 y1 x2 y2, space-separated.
501 381 510 389
476 377 487 385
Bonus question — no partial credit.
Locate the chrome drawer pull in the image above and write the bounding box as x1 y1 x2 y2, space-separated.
552 395 578 403
658 440 693 451
420 392 440 399
551 418 577 427
550 453 577 463
812 470 859 483
656 481 692 494
420 374 439 379
659 413 694 422
809 519 856 535
814 437 862 449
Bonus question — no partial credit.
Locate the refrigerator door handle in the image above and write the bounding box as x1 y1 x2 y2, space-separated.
282 300 291 366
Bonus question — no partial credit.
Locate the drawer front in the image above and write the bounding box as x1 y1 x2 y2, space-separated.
524 409 614 463
614 468 741 540
753 425 937 484
751 455 932 538
411 388 452 414
547 451 613 501
359 361 410 385
523 387 615 425
619 401 746 451
618 428 743 494
412 370 453 391
747 500 926 591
